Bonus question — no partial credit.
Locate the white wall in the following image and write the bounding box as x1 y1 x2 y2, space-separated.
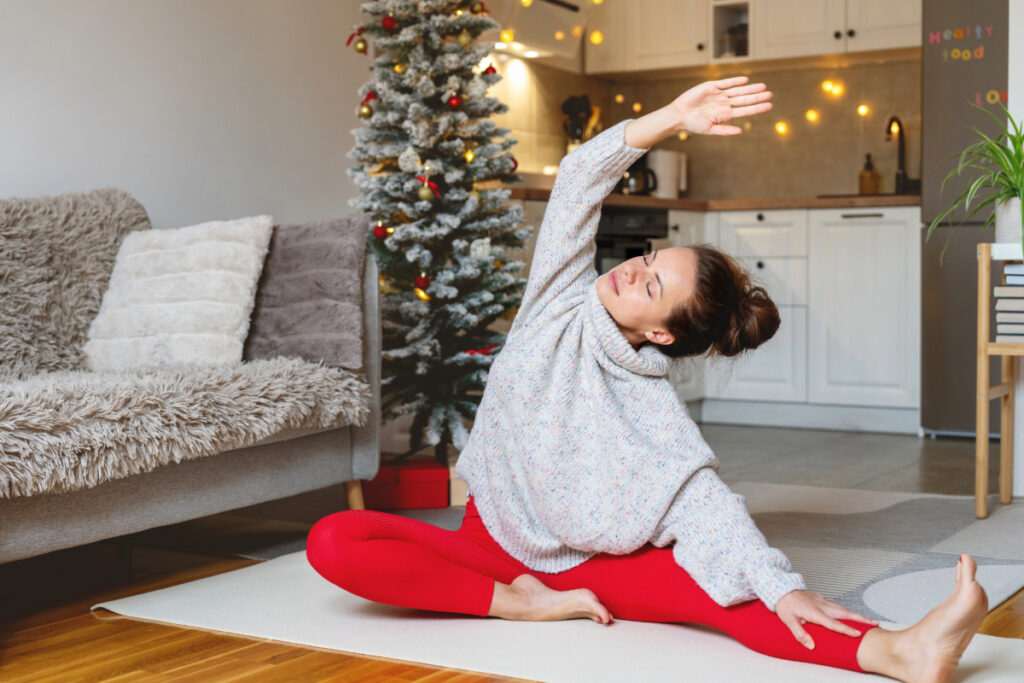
0 0 366 228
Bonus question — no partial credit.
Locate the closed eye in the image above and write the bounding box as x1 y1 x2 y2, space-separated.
643 252 652 297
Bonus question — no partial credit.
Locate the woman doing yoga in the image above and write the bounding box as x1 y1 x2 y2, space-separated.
307 76 988 682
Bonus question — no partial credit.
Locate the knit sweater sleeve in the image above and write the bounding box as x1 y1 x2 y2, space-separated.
511 119 649 329
650 467 807 613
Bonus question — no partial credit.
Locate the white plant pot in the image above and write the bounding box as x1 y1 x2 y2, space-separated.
994 196 1023 244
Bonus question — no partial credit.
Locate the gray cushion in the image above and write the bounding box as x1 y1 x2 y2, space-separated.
244 215 369 370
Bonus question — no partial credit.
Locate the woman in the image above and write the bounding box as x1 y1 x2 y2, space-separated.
307 76 988 680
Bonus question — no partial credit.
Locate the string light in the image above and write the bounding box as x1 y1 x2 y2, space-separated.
857 104 870 116
589 30 604 45
632 102 642 113
554 30 564 40
805 110 819 122
500 29 514 43
614 93 624 103
775 121 788 134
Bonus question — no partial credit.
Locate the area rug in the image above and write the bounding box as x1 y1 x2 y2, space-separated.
93 483 1024 682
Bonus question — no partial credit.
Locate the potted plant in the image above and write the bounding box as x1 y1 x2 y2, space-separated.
926 100 1024 260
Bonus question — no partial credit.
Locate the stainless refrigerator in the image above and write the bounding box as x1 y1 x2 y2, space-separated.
920 0 1008 436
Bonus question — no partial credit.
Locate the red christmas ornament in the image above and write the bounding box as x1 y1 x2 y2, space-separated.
466 343 500 356
415 275 430 289
447 94 463 109
483 64 497 75
510 155 518 172
382 15 397 30
362 90 377 105
372 223 387 239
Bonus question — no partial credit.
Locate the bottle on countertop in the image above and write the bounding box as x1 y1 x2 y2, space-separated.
858 153 881 195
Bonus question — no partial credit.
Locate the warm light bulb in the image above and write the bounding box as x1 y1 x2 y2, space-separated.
614 93 624 103
455 8 463 15
805 109 819 122
775 121 788 134
521 0 532 5
857 105 869 116
465 149 475 162
678 132 688 141
589 29 604 45
386 227 394 234
500 29 514 43
592 0 604 4
554 30 565 40
632 102 642 113
831 84 843 95
890 121 900 135
571 25 583 37
822 80 834 92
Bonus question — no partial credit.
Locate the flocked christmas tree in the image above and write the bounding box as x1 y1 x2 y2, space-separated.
348 0 531 466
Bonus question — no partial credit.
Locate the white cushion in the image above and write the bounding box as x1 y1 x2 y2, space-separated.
84 215 273 371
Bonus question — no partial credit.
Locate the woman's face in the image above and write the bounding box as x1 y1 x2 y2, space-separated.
597 246 698 349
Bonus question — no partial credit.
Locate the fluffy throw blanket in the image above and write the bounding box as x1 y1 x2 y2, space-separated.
0 187 152 382
0 357 370 498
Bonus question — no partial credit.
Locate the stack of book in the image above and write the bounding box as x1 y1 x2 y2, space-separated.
995 263 1024 342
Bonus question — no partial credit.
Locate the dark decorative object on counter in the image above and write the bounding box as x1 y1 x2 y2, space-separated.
562 94 592 143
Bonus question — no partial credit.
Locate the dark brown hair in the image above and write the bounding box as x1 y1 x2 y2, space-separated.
649 243 780 359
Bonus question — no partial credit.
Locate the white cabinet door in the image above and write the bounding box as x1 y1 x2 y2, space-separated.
628 0 709 70
845 0 921 53
716 209 809 257
753 0 846 60
707 305 808 402
807 207 921 407
583 0 625 74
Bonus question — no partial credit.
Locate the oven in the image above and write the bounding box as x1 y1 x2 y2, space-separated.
594 207 669 274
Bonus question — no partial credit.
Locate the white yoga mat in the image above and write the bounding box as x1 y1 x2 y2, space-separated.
93 550 1024 682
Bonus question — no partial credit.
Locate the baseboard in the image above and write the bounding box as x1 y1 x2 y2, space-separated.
699 399 921 434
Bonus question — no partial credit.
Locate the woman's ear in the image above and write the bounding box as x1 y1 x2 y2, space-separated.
646 328 675 346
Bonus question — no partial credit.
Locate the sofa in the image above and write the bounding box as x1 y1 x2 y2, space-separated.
0 188 381 564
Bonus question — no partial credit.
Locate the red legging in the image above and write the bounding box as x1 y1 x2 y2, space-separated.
306 496 876 673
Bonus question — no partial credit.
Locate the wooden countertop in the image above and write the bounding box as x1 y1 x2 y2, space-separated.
504 187 921 211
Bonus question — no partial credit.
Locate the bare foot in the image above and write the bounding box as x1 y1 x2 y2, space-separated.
492 574 614 625
892 554 988 682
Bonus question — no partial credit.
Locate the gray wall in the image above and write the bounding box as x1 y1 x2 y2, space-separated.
0 0 365 229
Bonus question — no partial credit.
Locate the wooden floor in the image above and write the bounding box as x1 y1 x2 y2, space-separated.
2 426 1023 682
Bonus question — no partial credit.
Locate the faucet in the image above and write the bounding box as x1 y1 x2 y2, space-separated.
884 115 908 195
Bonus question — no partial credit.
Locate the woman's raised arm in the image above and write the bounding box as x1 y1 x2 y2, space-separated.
624 75 773 148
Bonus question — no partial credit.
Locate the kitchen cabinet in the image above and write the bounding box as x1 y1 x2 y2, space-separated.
807 206 920 408
586 0 709 74
707 305 808 402
753 0 921 61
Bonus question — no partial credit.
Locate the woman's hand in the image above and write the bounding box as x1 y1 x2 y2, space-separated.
670 75 773 136
774 589 880 649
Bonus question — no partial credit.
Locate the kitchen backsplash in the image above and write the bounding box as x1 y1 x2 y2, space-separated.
492 53 921 200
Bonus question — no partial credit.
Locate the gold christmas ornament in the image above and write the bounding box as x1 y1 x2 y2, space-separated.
464 148 475 162
418 184 434 201
471 1 484 13
458 29 473 47
494 259 504 268
393 62 407 73
353 37 368 54
415 287 431 301
358 103 373 119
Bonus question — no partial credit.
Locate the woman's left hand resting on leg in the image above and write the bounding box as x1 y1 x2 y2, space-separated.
624 75 773 149
775 589 880 650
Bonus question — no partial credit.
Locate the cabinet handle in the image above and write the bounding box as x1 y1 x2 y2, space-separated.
834 30 842 39
756 212 764 221
847 28 855 38
697 42 704 51
756 260 765 269
840 212 884 219
670 224 679 232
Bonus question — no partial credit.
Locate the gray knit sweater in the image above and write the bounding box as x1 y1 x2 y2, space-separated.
454 119 807 612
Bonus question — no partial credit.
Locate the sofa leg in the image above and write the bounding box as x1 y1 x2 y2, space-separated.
344 480 366 510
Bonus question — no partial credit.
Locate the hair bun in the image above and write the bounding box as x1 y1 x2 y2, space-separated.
714 285 780 357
